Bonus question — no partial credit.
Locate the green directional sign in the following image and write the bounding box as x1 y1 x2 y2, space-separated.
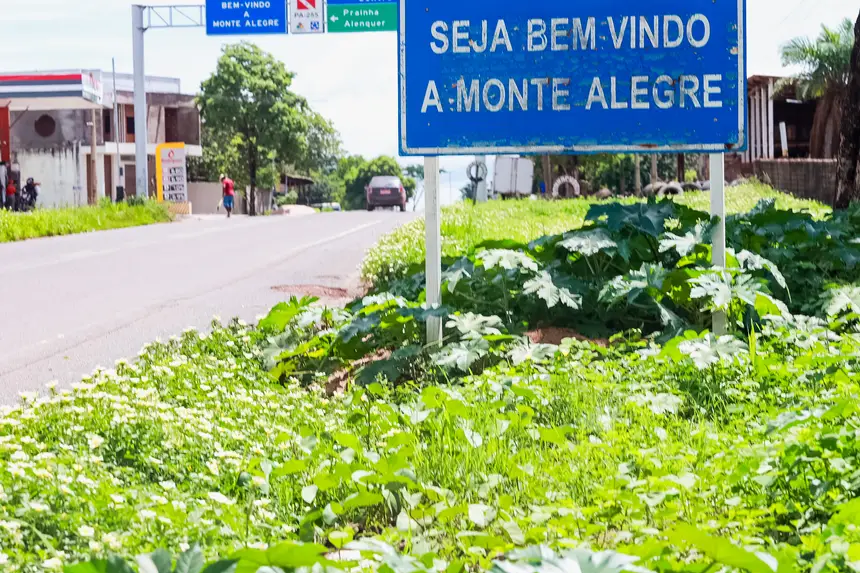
327 3 397 33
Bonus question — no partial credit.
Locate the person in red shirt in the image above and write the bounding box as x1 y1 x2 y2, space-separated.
5 179 17 211
220 174 235 218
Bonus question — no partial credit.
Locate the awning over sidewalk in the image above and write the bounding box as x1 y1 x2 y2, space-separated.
0 71 104 111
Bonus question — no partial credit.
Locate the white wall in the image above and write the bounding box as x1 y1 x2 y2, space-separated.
16 145 87 207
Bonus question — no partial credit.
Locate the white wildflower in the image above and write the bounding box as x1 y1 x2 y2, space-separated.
78 525 95 538
139 509 157 520
87 435 105 449
43 557 63 570
208 492 235 506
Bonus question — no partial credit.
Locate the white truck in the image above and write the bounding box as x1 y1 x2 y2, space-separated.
493 156 534 198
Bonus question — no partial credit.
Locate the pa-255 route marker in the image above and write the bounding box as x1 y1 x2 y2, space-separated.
398 0 747 341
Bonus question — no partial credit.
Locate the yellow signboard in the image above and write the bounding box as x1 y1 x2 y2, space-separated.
155 142 188 203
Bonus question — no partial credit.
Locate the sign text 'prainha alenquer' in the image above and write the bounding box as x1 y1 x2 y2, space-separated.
206 0 287 35
399 0 747 155
328 2 397 33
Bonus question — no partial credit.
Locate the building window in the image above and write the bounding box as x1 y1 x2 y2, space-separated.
34 115 56 138
103 110 112 137
126 117 135 135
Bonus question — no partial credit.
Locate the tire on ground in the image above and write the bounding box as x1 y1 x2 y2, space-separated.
643 183 664 197
658 182 684 197
682 182 703 192
552 175 581 198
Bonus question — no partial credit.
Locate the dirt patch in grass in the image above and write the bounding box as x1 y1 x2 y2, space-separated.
326 349 391 395
526 327 609 347
272 284 353 299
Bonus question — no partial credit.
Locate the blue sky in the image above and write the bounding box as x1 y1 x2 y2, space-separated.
2 0 857 206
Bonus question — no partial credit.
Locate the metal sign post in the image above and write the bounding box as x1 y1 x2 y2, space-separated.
709 153 727 335
424 156 442 345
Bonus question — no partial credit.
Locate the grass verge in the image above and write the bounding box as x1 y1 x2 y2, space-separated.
3 317 858 573
0 201 173 243
361 183 828 286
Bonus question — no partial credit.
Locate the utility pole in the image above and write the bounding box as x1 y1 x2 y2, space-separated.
650 154 658 185
112 58 121 202
677 154 685 182
90 109 100 204
634 155 642 196
132 5 148 199
131 5 207 201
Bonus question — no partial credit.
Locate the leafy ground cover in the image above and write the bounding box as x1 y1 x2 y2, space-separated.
361 184 828 287
0 201 172 243
4 186 859 573
3 315 857 573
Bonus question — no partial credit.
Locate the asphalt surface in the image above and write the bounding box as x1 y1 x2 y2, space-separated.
0 212 414 402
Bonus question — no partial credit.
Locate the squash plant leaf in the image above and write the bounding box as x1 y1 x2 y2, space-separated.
433 339 489 371
201 561 238 573
477 249 539 273
659 221 714 257
560 229 618 256
668 523 773 573
524 272 582 309
174 545 205 573
586 200 676 237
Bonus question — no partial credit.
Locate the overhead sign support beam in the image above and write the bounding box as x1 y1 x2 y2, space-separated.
132 5 206 201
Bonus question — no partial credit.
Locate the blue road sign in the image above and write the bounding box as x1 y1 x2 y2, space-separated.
398 0 746 156
206 0 288 35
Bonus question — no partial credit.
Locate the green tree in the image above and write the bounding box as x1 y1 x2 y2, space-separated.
835 10 860 208
343 156 415 210
199 42 310 215
781 19 855 158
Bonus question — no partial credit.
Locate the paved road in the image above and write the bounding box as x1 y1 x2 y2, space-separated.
0 212 413 402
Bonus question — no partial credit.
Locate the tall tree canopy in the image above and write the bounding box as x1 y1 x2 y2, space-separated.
835 10 860 208
199 43 332 215
781 19 855 158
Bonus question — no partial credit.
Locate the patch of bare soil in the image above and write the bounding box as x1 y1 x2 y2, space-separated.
526 327 609 347
271 284 352 299
326 349 391 395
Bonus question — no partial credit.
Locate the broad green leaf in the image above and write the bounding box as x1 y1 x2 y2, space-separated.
509 342 557 366
678 334 748 370
328 529 354 549
560 228 618 256
586 200 676 237
822 285 860 318
343 491 384 510
135 557 161 573
660 221 714 257
446 313 504 340
175 545 205 573
689 272 733 310
668 523 772 573
107 557 136 573
273 459 307 478
201 561 238 573
333 432 361 451
266 542 329 569
523 272 582 309
65 562 110 573
433 339 489 372
301 484 319 503
501 520 525 544
477 249 539 273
